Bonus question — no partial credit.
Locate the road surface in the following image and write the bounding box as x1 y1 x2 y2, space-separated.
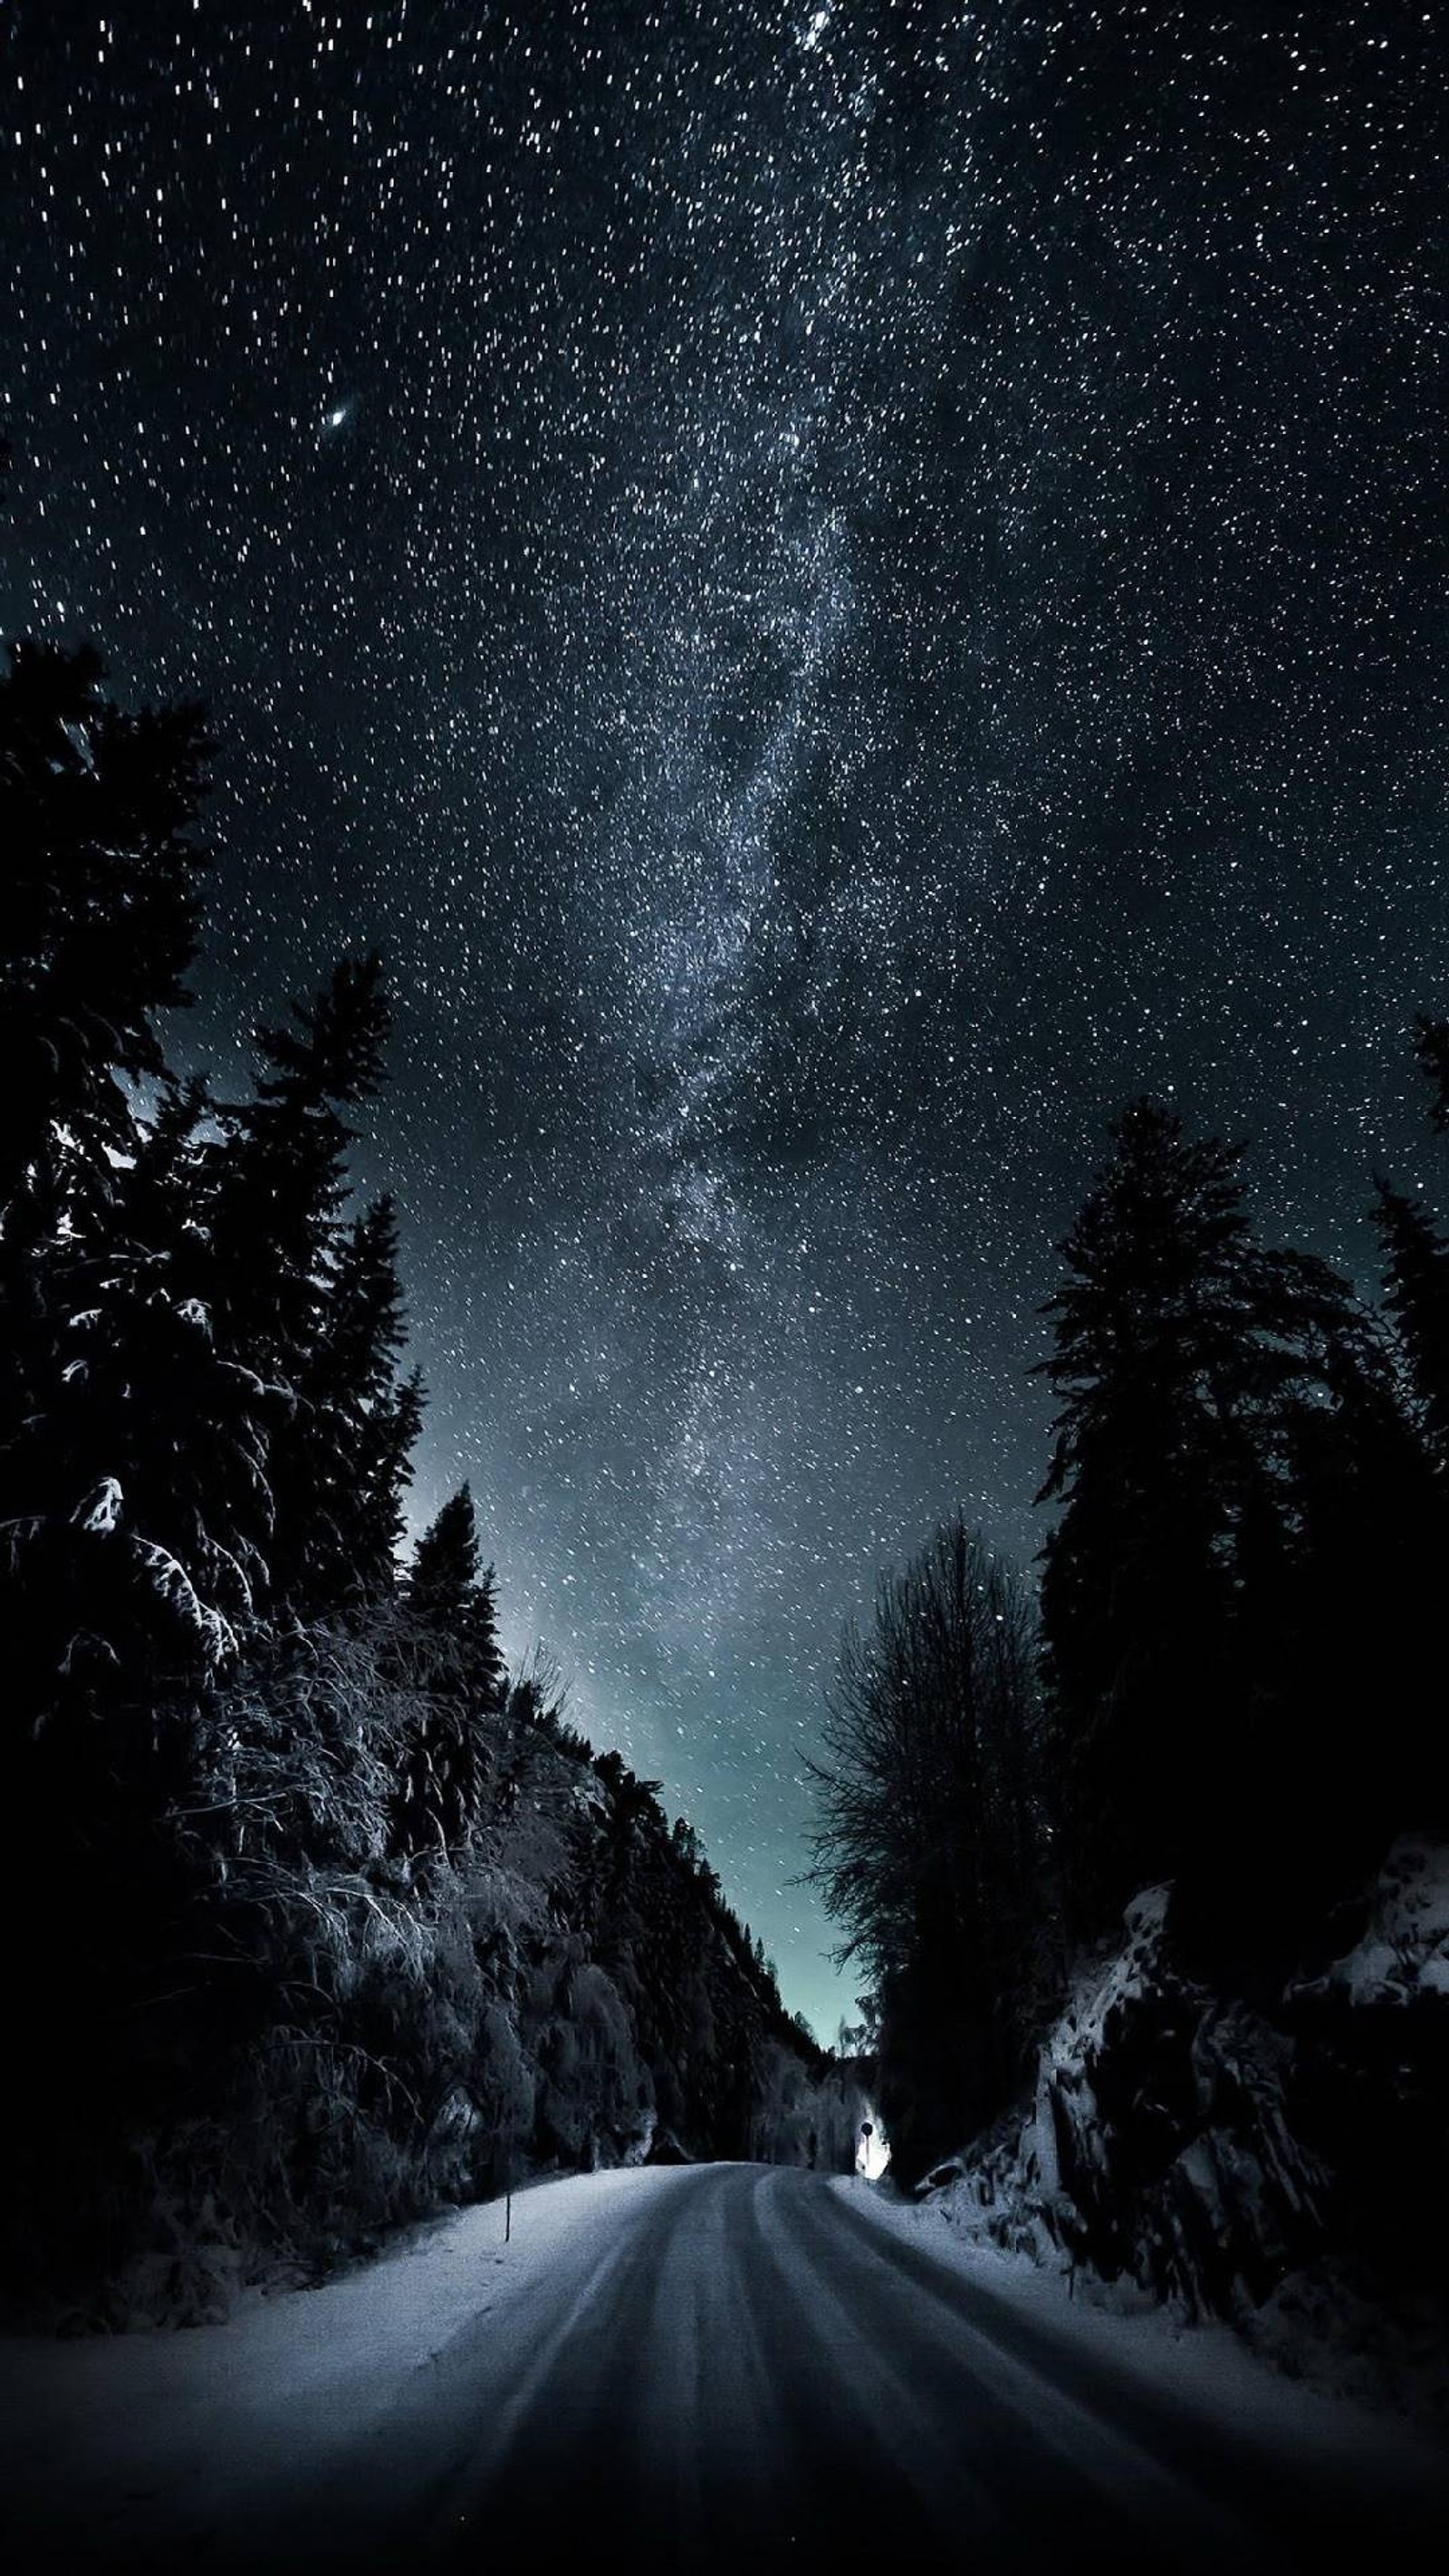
6 2164 1445 2571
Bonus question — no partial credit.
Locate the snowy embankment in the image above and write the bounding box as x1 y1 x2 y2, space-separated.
0 2168 695 2563
888 1838 1449 2437
832 2177 1444 2486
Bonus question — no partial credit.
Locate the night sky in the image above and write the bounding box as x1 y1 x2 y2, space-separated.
4 1 1447 2036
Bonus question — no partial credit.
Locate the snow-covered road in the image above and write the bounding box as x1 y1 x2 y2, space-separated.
4 2165 1444 2570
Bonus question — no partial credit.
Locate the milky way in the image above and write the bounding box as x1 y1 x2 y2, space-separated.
4 1 1448 2033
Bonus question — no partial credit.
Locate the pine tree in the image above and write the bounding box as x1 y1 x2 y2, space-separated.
206 954 391 1610
39 1077 268 1671
1038 1102 1253 1933
407 1482 506 1710
1278 1307 1445 1858
408 1484 483 1621
360 1365 426 1605
1414 1014 1449 1131
0 643 230 1725
0 639 211 1236
0 646 226 2206
0 643 211 1507
281 1193 418 1610
1037 1098 1370 1945
395 1485 507 1855
1374 1177 1449 1463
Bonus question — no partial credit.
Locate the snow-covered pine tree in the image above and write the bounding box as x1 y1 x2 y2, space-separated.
0 642 211 1529
0 644 235 1728
24 1075 268 1710
0 639 210 1240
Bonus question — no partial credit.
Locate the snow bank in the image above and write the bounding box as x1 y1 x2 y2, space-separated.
830 2175 1447 2486
891 1844 1449 2437
0 2168 696 2562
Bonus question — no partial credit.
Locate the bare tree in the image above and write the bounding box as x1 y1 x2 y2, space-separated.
808 1518 1057 2177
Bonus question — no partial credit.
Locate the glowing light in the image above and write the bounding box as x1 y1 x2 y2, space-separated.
856 2106 890 2180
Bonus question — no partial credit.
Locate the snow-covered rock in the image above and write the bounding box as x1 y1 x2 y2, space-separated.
1307 1837 1449 2010
910 1844 1449 2430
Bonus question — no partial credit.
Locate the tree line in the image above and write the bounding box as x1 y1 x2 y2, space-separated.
812 1053 1449 2182
0 630 844 2321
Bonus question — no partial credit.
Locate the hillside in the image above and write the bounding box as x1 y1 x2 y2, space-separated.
5 1600 857 2331
0 640 860 2331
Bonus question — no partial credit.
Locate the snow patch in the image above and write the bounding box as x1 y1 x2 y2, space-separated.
1310 1837 1449 2010
72 1475 123 1534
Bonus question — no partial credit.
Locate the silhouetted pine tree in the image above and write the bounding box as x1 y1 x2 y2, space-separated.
410 1485 505 1695
395 1485 506 1852
1037 1098 1374 1947
115 1078 282 1629
206 955 391 1610
0 645 228 2273
1374 1178 1449 1464
1414 1013 1449 1130
1278 1310 1445 1860
361 1365 426 1603
408 1483 484 1620
1038 1102 1253 1936
282 1193 418 1610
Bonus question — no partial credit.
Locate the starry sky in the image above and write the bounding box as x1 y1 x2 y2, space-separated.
4 0 1448 2037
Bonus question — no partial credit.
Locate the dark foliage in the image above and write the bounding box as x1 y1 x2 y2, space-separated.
1414 1013 1449 1132
813 1062 1449 2241
0 644 839 2327
1034 1096 1432 1958
808 1520 1058 2180
1374 1176 1449 1464
0 639 210 1235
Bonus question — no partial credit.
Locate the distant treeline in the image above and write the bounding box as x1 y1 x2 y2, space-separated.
0 634 851 2326
812 1036 1449 2181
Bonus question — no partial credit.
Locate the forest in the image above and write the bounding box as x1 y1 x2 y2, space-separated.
811 1061 1449 2352
0 628 860 2327
5 572 1445 2361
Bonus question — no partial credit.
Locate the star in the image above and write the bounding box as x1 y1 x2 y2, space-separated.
2 1 1443 2040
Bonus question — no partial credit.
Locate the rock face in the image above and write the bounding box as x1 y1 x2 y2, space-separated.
921 1846 1449 2405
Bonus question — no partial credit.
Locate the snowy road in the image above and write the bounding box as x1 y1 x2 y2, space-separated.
5 2164 1445 2571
